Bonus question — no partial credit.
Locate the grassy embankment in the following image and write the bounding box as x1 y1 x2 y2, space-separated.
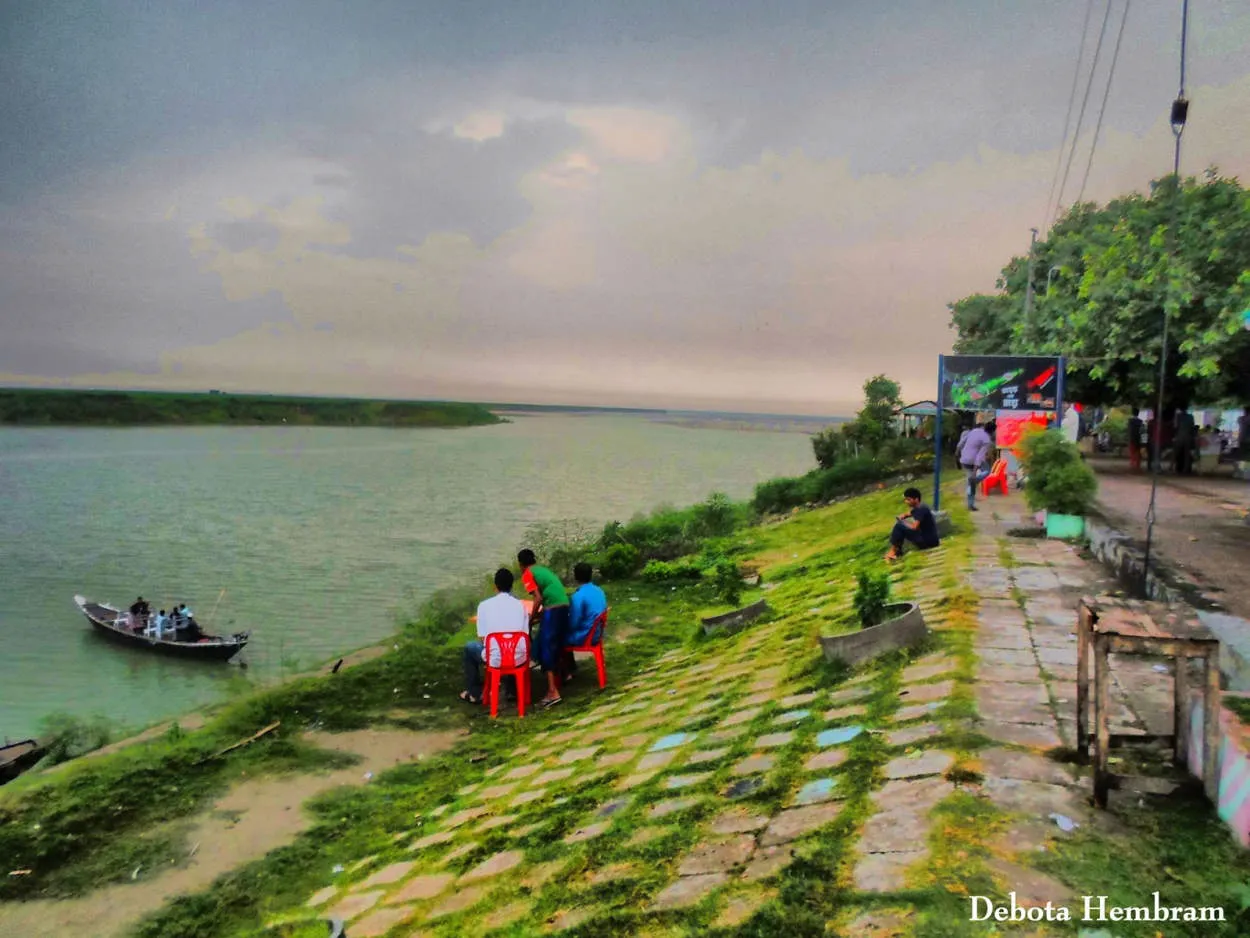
0 389 500 428
5 472 1250 936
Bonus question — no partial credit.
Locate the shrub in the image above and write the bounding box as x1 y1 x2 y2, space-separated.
689 492 738 538
853 569 892 629
708 558 743 607
812 426 851 469
617 509 698 561
1018 428 1098 516
36 712 116 766
754 456 908 515
641 559 703 582
809 456 892 502
752 476 807 515
597 543 642 579
518 519 598 578
1095 409 1130 447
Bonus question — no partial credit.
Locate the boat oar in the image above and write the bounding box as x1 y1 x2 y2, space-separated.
205 588 227 628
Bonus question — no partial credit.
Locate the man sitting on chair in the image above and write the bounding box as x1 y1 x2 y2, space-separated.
460 568 529 705
885 488 941 563
564 562 607 682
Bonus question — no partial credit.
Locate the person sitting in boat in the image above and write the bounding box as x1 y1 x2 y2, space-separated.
170 604 185 630
174 604 202 640
148 609 170 640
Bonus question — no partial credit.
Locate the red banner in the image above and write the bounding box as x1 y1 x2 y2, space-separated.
996 411 1049 453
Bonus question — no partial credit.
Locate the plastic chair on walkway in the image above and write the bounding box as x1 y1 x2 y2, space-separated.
982 459 1009 496
564 608 610 690
482 631 531 718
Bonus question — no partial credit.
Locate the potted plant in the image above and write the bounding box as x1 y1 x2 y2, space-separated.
853 570 891 629
1018 427 1098 539
819 569 928 666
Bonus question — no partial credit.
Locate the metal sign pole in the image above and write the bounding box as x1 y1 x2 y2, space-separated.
934 356 945 510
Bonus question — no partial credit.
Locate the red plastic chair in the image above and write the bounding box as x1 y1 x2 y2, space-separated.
982 459 1009 496
482 631 531 718
564 608 609 690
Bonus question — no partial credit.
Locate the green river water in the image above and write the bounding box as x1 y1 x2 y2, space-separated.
0 414 815 739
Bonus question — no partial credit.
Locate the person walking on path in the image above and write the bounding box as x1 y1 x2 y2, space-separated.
958 420 995 511
518 549 570 709
1127 408 1144 472
1174 408 1197 475
1238 407 1250 468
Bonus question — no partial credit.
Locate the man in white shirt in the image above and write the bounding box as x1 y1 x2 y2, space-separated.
460 568 530 704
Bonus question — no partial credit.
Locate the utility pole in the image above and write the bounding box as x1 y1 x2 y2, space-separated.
1023 228 1038 348
1143 0 1190 581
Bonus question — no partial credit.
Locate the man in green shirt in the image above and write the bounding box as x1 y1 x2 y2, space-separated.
519 549 570 709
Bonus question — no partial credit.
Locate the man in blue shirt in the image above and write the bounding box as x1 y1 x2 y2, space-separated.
563 562 607 682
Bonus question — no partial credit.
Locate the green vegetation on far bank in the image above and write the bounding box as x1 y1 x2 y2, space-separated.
0 388 502 428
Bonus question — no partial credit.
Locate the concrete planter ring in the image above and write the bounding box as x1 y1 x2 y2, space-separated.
701 599 770 636
819 602 929 668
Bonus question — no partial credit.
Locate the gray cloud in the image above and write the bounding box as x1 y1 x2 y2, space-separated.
2 1 1249 411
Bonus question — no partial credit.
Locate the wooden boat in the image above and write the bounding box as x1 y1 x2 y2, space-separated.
73 595 249 662
0 739 45 784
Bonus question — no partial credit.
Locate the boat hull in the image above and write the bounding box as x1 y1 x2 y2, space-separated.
0 740 45 784
75 596 248 662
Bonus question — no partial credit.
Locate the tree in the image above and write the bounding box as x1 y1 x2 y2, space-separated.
812 374 903 468
946 171 1250 407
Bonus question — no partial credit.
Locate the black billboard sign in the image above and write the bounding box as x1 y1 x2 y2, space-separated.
939 355 1062 412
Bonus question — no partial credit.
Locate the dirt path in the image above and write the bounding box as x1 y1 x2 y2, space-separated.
0 727 464 938
1090 461 1250 618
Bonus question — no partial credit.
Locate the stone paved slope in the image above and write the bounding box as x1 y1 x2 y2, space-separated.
259 489 1246 937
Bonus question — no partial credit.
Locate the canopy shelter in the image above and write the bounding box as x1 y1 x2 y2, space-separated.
931 355 1066 510
895 400 956 438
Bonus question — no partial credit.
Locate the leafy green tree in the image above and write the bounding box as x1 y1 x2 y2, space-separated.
812 375 904 468
946 171 1250 406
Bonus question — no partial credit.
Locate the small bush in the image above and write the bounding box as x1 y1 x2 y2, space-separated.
853 569 891 629
689 492 738 538
37 712 116 766
708 558 743 607
752 476 808 515
517 518 598 578
597 543 642 579
753 457 902 515
617 509 698 561
1018 428 1098 516
641 559 703 583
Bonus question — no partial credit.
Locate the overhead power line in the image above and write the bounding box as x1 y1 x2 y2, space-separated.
1076 0 1132 205
1044 0 1097 229
1051 0 1115 227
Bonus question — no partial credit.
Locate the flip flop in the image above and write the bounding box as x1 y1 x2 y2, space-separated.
458 691 480 704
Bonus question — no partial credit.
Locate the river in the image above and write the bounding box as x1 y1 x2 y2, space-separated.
0 414 818 739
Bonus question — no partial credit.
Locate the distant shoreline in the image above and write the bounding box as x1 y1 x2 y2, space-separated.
0 389 501 429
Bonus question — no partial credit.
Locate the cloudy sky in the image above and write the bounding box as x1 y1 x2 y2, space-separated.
2 1 1248 414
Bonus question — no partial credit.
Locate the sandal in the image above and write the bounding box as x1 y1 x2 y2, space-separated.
458 691 480 704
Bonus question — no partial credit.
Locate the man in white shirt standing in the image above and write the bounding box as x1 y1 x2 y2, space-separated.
460 568 530 704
